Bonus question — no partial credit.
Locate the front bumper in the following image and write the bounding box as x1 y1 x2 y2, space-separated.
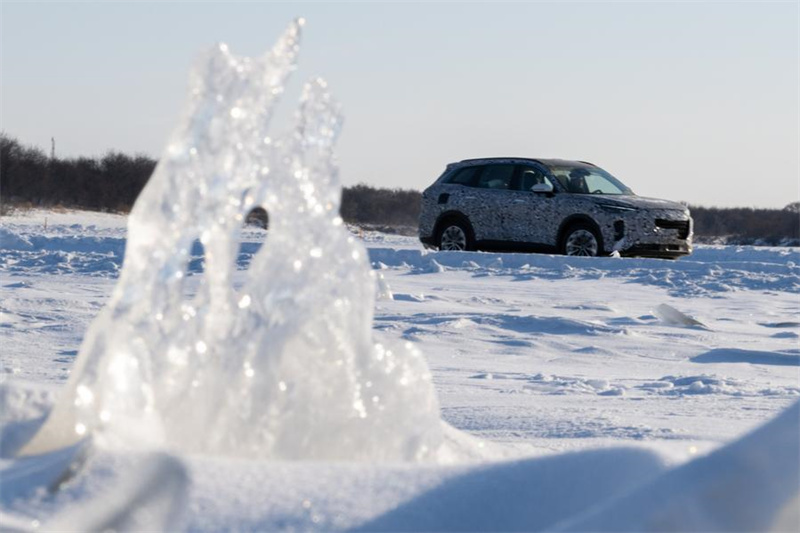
620 242 692 259
607 208 693 259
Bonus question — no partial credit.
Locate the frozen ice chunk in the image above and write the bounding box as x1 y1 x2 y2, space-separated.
375 272 394 301
21 20 442 461
654 303 709 330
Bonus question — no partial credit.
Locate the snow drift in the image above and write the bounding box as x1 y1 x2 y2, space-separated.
357 401 800 532
553 400 800 532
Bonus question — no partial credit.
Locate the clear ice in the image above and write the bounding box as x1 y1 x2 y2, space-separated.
21 20 443 461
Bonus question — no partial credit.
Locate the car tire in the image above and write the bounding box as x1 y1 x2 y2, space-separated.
561 223 603 257
436 219 475 252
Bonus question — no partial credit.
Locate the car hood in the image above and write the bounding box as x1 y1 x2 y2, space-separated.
593 195 688 213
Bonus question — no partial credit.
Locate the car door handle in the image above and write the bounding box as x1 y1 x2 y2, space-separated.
513 199 527 204
462 196 477 200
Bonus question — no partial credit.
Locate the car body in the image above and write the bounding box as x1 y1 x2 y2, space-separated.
419 158 693 258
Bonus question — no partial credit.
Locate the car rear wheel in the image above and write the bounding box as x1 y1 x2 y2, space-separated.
437 220 474 251
562 224 601 257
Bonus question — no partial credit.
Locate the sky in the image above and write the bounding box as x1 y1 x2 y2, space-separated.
1 1 798 208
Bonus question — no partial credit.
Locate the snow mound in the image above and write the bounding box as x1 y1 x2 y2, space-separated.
358 447 669 532
692 348 800 367
355 402 800 532
523 374 626 396
553 401 800 532
0 228 34 251
0 383 53 458
639 375 739 396
45 452 188 532
20 20 442 461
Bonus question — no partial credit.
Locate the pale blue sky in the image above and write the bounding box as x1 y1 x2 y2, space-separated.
2 1 798 207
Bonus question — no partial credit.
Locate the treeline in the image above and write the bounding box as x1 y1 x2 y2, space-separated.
689 205 799 245
0 135 420 231
1 135 155 212
341 184 420 228
1 134 798 243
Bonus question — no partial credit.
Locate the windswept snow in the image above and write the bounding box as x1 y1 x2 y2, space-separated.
4 217 799 296
553 402 800 532
1 208 799 530
692 347 800 367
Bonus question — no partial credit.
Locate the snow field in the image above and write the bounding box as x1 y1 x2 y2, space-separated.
1 209 799 530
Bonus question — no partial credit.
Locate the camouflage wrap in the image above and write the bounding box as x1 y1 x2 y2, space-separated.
419 158 692 258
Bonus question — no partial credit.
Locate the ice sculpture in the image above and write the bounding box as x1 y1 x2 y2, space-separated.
21 20 443 461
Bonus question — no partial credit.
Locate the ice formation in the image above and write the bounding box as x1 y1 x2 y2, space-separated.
654 303 709 330
21 20 443 461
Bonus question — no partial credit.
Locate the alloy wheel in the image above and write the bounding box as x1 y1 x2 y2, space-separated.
440 225 467 251
565 229 599 257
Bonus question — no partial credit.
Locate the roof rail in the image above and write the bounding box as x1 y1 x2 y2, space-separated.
458 156 540 163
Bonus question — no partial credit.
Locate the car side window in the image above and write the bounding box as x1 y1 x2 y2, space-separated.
445 166 480 186
475 164 515 190
517 166 554 191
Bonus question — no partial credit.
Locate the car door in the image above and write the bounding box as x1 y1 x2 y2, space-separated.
503 164 558 244
468 163 518 242
437 165 503 242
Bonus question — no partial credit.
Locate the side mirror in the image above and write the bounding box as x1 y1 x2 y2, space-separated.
531 182 554 194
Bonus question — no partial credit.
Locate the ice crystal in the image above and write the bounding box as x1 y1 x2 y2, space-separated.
22 20 442 461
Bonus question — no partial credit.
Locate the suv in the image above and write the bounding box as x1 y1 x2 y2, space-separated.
419 158 692 258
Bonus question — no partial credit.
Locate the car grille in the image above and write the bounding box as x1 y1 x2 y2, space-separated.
655 219 690 239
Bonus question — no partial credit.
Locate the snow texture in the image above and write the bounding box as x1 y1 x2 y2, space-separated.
45 452 188 532
553 401 800 532
19 20 442 461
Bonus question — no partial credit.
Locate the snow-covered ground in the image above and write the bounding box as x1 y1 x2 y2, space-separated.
1 208 799 531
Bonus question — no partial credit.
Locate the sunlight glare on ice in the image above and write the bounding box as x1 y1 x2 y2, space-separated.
20 20 443 462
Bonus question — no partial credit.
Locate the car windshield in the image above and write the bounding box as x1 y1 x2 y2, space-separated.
547 164 633 195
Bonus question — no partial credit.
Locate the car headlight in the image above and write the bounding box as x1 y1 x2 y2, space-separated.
598 203 638 213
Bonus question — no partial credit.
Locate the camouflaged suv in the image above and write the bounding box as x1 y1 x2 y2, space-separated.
419 158 693 258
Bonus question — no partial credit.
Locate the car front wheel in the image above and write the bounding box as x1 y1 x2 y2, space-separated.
562 224 601 257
